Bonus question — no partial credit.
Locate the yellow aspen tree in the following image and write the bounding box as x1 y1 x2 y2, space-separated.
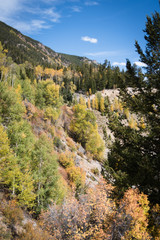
95 96 99 110
35 65 43 81
69 81 76 94
119 102 123 112
139 117 146 129
121 188 150 240
45 82 60 106
124 108 130 120
100 97 105 113
92 98 95 109
114 97 119 111
129 115 138 130
115 112 119 118
79 95 86 106
15 84 22 95
87 98 91 109
110 104 114 112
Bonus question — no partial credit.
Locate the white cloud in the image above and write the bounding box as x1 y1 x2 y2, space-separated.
44 8 61 22
85 1 99 6
0 0 23 20
81 36 98 43
86 51 119 57
71 6 81 12
134 61 147 67
113 62 126 66
112 61 147 68
31 20 50 29
14 20 50 33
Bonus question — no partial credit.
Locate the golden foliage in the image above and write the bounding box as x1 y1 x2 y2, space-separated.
67 166 86 189
95 96 99 110
122 188 150 240
39 181 114 240
87 98 91 109
92 98 95 109
100 97 105 113
59 151 75 168
79 95 86 106
128 115 138 130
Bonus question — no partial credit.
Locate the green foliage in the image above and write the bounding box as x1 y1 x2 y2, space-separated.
16 169 36 208
70 104 104 160
7 120 35 168
0 83 25 123
67 166 86 191
86 130 105 161
0 125 18 191
21 78 35 104
0 22 57 67
59 151 75 168
0 125 36 208
44 106 60 122
107 12 160 203
70 104 96 145
31 134 60 212
53 136 65 150
91 168 99 176
35 80 63 111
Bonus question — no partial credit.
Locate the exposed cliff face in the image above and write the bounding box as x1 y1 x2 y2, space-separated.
54 105 104 188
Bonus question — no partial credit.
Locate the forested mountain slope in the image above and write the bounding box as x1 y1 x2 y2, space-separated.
0 12 160 239
0 21 92 68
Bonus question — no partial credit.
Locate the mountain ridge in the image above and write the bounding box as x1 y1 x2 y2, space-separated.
0 21 95 68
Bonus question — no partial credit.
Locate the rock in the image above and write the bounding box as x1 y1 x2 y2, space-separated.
78 145 85 154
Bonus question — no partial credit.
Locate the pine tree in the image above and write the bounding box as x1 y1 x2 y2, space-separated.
107 12 160 203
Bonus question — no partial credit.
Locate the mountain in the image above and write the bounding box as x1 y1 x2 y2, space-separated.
0 21 93 68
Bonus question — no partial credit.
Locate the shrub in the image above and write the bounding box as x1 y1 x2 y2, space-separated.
2 200 24 227
53 136 65 150
17 222 51 240
91 168 99 176
67 166 86 190
58 151 75 168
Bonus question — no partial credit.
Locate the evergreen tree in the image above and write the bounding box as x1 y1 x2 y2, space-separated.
107 12 160 203
32 134 59 212
7 120 35 169
0 125 35 208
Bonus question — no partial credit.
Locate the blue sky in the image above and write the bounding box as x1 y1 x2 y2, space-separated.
0 0 159 68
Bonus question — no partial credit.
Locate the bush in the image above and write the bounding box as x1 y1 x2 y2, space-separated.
59 151 75 168
91 168 99 176
17 222 51 240
67 166 86 190
2 200 24 225
53 136 65 150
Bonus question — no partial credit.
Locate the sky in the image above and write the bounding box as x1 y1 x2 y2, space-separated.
0 0 159 68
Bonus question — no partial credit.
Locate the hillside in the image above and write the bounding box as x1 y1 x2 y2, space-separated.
0 21 92 68
0 12 160 240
